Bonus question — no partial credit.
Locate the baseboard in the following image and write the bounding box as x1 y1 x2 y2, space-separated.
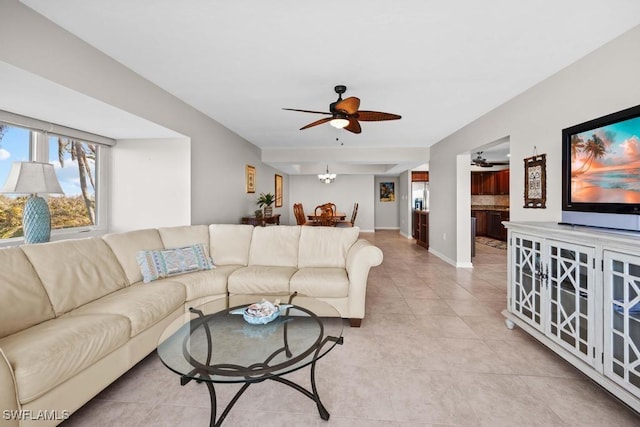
374 227 400 230
428 247 472 268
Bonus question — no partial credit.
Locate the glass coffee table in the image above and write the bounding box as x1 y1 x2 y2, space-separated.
157 295 344 426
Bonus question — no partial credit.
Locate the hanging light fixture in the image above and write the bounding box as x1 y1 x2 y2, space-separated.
318 164 336 184
330 114 349 129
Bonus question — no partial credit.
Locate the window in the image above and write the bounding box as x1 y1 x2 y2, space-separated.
48 135 97 230
0 119 108 243
0 124 30 239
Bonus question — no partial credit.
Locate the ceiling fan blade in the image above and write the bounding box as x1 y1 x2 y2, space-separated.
300 117 333 130
356 111 402 121
344 118 361 134
283 108 331 115
334 97 360 115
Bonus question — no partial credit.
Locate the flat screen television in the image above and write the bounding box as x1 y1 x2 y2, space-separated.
562 104 640 231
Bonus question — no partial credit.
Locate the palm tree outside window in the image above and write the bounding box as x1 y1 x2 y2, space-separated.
0 122 100 240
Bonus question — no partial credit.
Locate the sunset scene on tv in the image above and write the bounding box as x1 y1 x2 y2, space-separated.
571 116 640 203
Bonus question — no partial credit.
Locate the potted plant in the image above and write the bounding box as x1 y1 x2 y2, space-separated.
257 192 275 217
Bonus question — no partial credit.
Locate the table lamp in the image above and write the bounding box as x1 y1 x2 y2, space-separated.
1 162 64 244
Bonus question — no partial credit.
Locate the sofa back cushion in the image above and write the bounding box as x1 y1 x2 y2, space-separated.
298 226 360 268
248 225 300 267
103 229 164 284
158 225 210 251
21 237 128 316
0 247 56 338
209 224 254 266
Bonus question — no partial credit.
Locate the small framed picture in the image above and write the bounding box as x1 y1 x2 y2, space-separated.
380 182 395 202
275 174 283 207
246 165 256 193
524 154 546 208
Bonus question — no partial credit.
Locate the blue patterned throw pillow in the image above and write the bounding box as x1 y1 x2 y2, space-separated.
136 243 214 283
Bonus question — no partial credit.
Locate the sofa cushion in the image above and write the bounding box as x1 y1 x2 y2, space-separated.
67 281 185 337
298 226 360 268
228 266 297 294
166 265 241 301
136 243 214 283
158 225 210 251
290 267 350 298
103 229 164 285
209 224 254 266
0 247 55 338
0 314 130 404
248 225 300 267
21 237 128 316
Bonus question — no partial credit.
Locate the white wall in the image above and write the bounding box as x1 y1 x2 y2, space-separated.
0 0 282 229
374 176 400 230
398 170 412 238
244 165 290 223
288 174 374 232
111 138 191 232
429 25 640 264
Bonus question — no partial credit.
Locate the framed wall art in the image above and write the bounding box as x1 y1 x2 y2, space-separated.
274 174 283 207
246 165 256 193
523 153 546 208
380 182 395 202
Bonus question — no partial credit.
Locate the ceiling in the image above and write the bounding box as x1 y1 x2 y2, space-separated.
14 0 640 175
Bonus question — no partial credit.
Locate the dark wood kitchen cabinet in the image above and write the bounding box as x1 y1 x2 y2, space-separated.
413 210 429 249
472 210 488 236
471 172 496 195
487 211 509 241
495 169 509 195
412 171 429 182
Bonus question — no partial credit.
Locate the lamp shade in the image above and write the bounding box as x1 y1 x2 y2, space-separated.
1 162 64 195
330 118 349 129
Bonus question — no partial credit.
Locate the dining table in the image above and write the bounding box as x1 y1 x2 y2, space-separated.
307 212 347 222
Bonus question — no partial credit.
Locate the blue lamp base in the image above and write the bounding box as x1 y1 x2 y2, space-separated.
23 195 52 244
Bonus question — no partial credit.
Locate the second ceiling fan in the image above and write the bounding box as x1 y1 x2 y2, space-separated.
471 152 510 168
283 85 401 134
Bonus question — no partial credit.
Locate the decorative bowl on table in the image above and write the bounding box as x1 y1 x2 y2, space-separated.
231 299 293 325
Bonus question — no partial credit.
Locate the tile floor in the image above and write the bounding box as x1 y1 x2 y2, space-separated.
61 230 640 426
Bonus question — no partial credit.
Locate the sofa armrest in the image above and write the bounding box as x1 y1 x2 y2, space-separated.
345 239 383 321
0 347 20 427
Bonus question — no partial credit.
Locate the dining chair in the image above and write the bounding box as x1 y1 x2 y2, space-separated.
314 202 336 214
314 204 336 226
336 202 358 227
293 203 308 225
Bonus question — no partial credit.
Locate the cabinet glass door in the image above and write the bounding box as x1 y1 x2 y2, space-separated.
546 240 595 364
511 233 543 328
604 250 640 395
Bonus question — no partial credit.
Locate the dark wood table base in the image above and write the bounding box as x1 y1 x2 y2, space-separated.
241 214 280 226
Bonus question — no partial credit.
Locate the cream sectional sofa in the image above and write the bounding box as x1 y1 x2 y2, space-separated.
0 224 382 427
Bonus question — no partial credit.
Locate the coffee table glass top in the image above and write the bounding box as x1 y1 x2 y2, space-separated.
157 298 344 384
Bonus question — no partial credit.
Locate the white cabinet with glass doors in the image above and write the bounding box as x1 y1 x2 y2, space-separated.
509 232 596 366
604 250 640 398
504 222 640 414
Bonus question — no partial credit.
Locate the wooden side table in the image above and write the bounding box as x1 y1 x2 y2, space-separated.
241 214 280 227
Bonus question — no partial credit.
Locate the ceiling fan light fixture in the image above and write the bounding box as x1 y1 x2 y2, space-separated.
330 117 349 129
318 165 336 184
283 85 400 134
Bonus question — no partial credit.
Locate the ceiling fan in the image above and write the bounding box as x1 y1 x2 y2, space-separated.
283 85 401 134
471 152 510 168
